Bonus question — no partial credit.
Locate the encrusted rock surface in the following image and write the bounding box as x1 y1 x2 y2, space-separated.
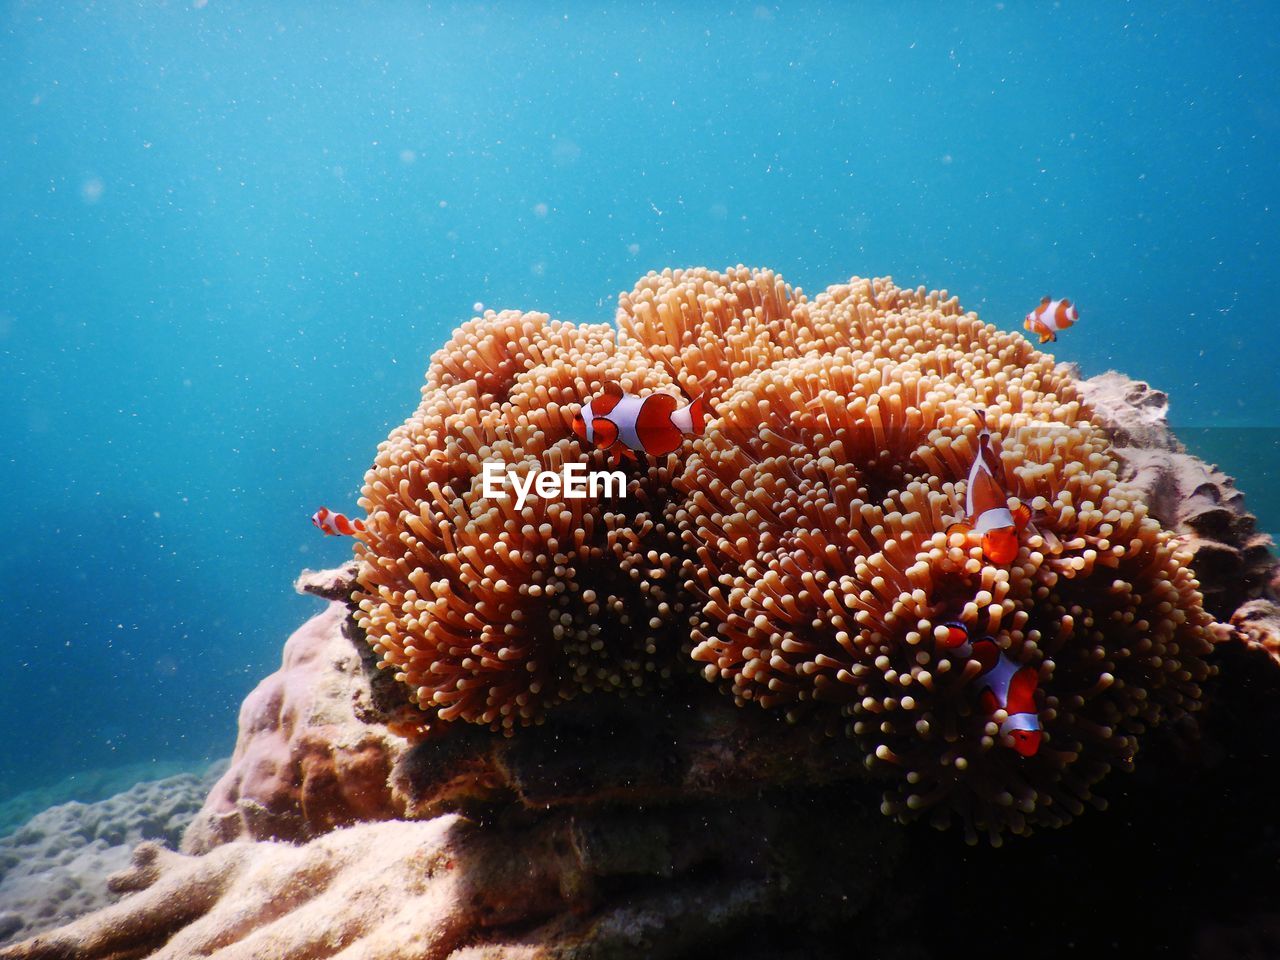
2 794 904 960
0 764 223 947
1077 371 1278 620
0 761 211 841
181 566 411 853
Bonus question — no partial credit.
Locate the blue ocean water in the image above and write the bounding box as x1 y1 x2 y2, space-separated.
1 2 1277 802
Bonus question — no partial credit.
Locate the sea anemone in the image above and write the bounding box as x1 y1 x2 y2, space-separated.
355 310 687 733
679 280 1215 840
352 269 1217 838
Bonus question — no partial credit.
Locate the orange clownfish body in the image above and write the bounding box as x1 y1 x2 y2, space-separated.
972 638 1043 757
947 412 1030 565
311 506 365 537
572 382 709 464
1024 296 1078 344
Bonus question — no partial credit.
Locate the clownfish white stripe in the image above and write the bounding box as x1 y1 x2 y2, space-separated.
978 649 1020 704
603 393 647 451
669 403 696 435
973 506 1015 535
1001 713 1040 734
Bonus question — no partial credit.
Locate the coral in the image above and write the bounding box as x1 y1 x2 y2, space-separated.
182 568 411 853
0 761 212 840
352 269 1218 840
1232 594 1280 664
1 785 905 960
1076 371 1280 665
0 764 223 947
1076 372 1278 620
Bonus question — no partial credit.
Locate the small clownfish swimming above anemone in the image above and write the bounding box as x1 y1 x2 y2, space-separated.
933 621 1042 756
311 506 365 537
947 411 1031 565
572 382 710 465
1024 296 1078 344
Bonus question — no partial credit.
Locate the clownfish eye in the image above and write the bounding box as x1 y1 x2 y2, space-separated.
572 412 586 438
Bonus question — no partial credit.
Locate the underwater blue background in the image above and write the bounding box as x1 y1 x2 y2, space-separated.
2 1 1277 802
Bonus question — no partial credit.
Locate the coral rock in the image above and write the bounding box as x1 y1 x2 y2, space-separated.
182 568 410 853
1077 371 1278 622
2 795 904 960
0 765 223 947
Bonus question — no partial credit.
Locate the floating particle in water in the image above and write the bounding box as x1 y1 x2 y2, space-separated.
627 243 640 256
80 177 104 204
400 149 417 165
472 302 485 314
533 202 548 218
551 139 581 165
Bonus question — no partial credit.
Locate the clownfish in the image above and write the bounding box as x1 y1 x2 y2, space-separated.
933 621 1042 757
938 620 973 655
572 382 709 464
947 411 1030 565
1024 296 1078 344
971 637 1043 757
311 507 365 537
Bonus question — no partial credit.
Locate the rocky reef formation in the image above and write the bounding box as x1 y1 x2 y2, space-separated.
1076 372 1277 619
0 764 223 947
0 761 216 841
4 269 1276 959
1077 371 1280 665
182 569 410 853
6 778 906 960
